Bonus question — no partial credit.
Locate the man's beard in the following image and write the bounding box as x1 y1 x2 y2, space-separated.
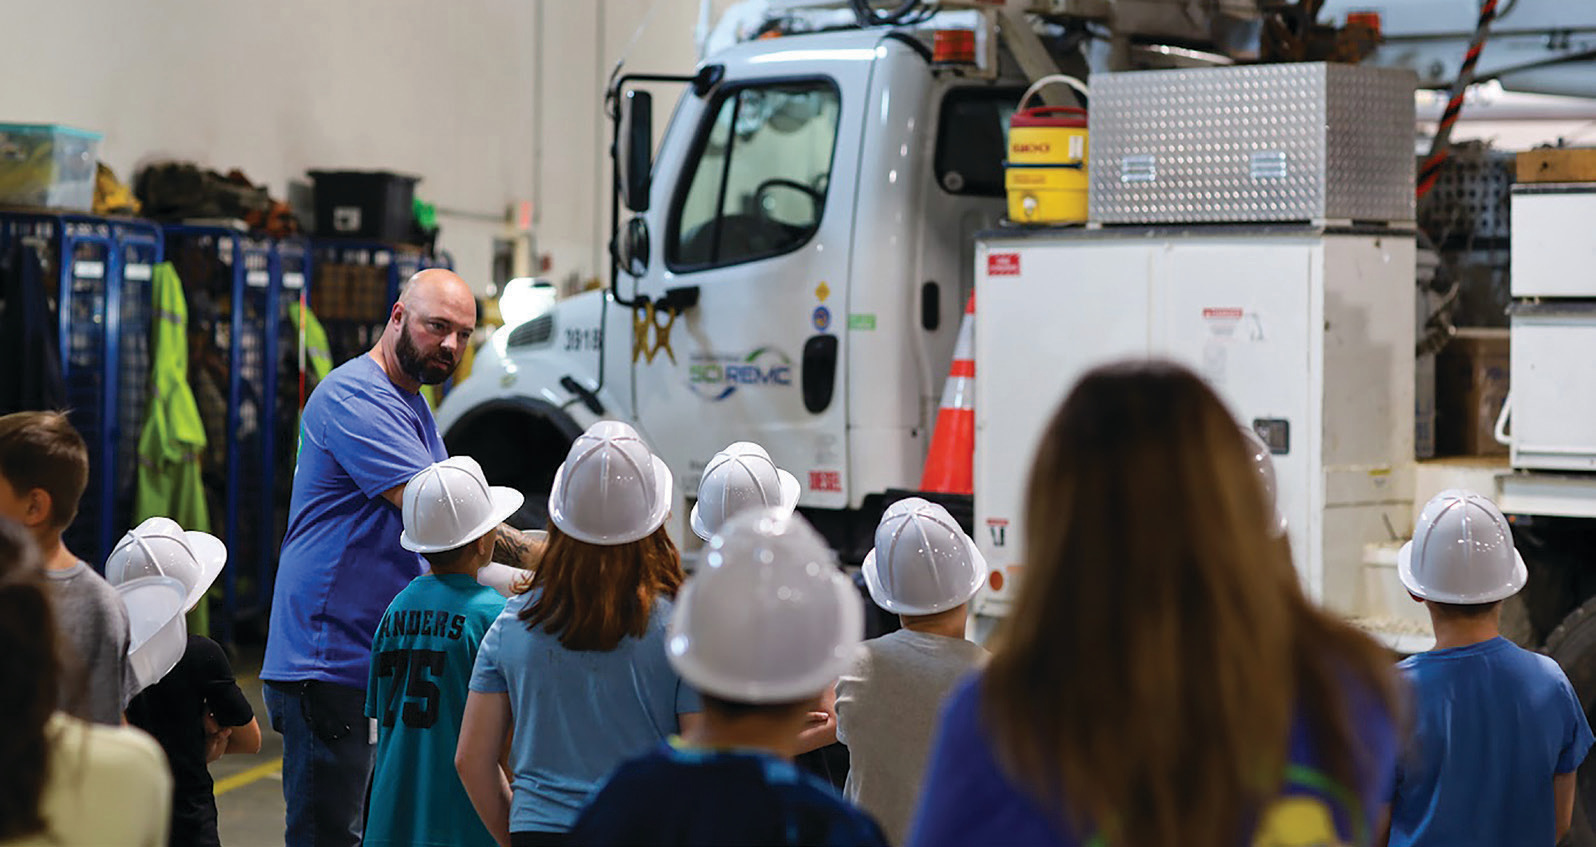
395 321 458 385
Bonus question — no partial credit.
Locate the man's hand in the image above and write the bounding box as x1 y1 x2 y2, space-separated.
492 525 546 570
203 713 232 764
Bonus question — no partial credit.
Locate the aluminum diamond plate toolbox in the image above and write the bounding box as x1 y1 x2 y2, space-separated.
1089 63 1416 224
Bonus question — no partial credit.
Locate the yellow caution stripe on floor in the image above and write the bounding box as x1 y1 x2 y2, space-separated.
214 758 283 796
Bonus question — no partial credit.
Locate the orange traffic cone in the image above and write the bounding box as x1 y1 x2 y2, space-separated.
920 293 975 495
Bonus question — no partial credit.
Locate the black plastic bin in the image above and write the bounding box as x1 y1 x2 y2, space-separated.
308 170 418 242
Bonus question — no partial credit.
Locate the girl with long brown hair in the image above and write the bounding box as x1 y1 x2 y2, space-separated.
909 361 1401 847
456 422 701 847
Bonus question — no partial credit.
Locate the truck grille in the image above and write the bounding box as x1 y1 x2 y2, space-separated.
507 314 554 348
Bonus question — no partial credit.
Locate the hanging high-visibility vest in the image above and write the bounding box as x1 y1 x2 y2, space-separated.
134 262 213 635
287 303 334 466
135 262 211 532
288 302 334 382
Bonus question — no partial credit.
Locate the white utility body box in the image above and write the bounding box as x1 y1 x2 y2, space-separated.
971 226 1415 620
1507 186 1596 472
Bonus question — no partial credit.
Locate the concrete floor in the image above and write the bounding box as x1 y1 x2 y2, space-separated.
213 650 287 847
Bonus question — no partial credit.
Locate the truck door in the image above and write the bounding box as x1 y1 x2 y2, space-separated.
629 63 865 516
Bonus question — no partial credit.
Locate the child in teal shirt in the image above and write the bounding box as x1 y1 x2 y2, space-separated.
363 457 522 847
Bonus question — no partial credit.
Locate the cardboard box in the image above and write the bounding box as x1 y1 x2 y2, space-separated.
1516 148 1596 184
311 264 348 321
1435 328 1509 456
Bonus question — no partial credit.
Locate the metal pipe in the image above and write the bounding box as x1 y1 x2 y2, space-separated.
1418 0 1502 199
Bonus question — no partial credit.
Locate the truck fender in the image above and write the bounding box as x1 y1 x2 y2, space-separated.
440 393 585 530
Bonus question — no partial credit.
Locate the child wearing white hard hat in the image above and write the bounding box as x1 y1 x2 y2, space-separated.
690 441 801 541
1386 488 1593 846
690 440 841 777
1239 426 1289 538
111 516 262 847
364 456 522 847
569 508 887 846
456 421 700 846
834 497 990 846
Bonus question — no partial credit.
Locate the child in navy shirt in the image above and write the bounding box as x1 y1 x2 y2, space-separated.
569 509 886 847
1386 490 1594 846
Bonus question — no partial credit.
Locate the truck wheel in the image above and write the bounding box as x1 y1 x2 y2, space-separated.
443 400 580 531
1543 596 1596 847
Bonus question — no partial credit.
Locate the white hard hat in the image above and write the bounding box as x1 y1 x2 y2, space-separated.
667 509 863 704
1240 427 1288 538
1399 489 1527 604
690 441 801 541
861 497 987 615
548 420 673 546
105 516 227 613
117 575 188 693
401 457 525 553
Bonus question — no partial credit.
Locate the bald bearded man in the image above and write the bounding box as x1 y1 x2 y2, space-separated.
263 270 544 847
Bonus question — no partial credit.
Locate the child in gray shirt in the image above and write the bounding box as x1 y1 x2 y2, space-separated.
48 560 136 724
0 412 135 724
836 498 989 845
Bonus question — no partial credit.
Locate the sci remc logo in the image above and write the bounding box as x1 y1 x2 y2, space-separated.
688 347 794 402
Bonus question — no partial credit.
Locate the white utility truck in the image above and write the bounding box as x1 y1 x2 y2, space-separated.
436 2 1596 835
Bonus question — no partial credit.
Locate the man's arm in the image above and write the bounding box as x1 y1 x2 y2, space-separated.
1556 771 1577 842
381 483 406 509
492 524 545 569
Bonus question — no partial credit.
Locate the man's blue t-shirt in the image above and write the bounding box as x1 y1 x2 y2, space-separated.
1390 636 1594 846
568 741 889 846
262 355 447 689
363 574 505 847
909 673 1398 847
468 591 701 833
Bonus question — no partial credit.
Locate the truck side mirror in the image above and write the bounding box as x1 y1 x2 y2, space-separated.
611 216 650 277
618 90 653 213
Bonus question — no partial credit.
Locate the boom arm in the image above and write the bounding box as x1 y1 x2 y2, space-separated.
1320 0 1596 97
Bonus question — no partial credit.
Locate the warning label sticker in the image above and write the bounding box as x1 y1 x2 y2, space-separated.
808 470 842 492
987 253 1021 276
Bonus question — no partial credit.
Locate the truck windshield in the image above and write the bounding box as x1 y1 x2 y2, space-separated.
935 87 1023 197
668 79 841 270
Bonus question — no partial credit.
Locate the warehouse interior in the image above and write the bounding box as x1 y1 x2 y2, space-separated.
5 1 1596 845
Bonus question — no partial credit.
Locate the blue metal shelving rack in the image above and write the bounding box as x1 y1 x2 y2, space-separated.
0 211 162 568
114 224 163 545
266 236 312 613
163 225 281 643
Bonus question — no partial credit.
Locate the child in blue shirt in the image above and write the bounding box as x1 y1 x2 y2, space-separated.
1385 489 1595 846
457 421 699 846
569 509 887 847
363 457 522 847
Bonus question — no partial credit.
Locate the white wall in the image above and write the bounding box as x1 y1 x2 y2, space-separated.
533 0 738 292
1 0 734 292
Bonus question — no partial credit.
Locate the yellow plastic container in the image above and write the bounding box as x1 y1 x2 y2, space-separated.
1005 104 1088 224
1005 164 1087 224
1007 122 1088 166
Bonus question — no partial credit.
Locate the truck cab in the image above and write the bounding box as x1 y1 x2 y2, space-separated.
437 27 1021 554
